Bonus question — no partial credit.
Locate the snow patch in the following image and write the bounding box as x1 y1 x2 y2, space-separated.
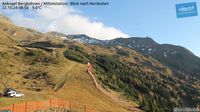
163 52 167 58
148 48 152 51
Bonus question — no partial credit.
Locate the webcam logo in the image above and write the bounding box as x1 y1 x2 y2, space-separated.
176 2 198 18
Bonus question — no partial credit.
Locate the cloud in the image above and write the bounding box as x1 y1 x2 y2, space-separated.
1 0 129 40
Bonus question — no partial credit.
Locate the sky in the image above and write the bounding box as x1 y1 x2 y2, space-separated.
0 0 200 57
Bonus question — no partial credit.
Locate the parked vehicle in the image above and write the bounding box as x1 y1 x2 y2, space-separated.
9 91 24 98
3 88 24 98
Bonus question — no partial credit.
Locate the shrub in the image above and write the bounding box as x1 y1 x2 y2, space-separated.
24 50 59 65
116 49 130 56
64 50 87 63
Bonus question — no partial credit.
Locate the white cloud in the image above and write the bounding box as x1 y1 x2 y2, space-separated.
2 0 129 40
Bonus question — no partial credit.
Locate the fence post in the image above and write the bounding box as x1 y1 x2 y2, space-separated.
36 101 38 110
12 104 15 112
69 101 72 110
57 99 59 107
25 101 27 112
49 99 52 108
84 105 87 112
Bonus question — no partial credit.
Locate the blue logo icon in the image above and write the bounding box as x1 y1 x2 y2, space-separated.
176 2 198 18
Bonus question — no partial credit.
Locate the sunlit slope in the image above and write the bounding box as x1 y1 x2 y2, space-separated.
0 58 130 112
0 31 130 112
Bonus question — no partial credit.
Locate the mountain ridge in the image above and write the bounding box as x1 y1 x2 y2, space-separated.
49 32 200 79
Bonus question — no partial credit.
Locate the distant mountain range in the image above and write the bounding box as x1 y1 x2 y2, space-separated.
48 32 200 79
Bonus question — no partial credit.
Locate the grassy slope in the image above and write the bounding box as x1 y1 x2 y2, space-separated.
0 28 130 111
0 60 129 112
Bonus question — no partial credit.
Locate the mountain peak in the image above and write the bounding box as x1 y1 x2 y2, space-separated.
130 36 157 44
